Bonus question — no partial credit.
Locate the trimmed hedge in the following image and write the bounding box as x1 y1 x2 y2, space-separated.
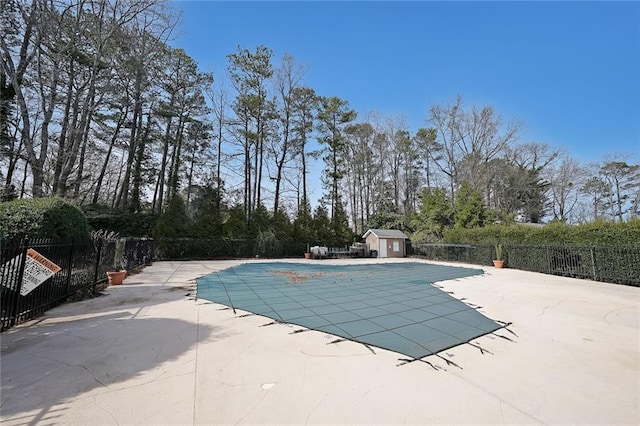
153 238 350 260
413 243 639 286
86 212 158 237
442 219 640 246
0 197 90 241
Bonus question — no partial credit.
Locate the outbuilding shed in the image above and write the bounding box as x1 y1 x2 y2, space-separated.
363 229 409 258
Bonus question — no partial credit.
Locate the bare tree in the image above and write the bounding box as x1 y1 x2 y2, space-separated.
427 96 522 209
580 174 610 221
205 77 231 217
413 127 439 190
547 153 586 222
344 122 376 234
270 53 308 214
599 160 640 221
1 0 52 196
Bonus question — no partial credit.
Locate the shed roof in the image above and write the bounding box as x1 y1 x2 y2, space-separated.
363 229 409 239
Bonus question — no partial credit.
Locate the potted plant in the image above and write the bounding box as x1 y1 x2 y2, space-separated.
107 238 127 285
493 243 505 268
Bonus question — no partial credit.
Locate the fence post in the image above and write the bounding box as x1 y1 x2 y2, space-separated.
93 238 103 295
589 245 597 281
64 239 75 297
9 239 29 328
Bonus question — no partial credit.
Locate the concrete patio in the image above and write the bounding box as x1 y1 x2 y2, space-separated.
1 258 638 425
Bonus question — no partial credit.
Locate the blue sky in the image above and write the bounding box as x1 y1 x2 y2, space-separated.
170 1 640 164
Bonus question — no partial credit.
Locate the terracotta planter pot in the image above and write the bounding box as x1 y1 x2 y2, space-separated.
304 252 311 259
107 270 127 285
493 260 504 268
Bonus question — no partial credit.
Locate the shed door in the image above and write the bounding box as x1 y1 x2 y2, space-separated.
379 238 388 258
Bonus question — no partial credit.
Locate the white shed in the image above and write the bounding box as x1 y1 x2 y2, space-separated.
363 229 409 258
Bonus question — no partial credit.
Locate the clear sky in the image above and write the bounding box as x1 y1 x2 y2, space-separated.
170 0 640 165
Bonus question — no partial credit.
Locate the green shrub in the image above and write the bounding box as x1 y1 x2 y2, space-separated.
0 197 90 241
442 219 640 246
154 195 191 239
84 205 158 237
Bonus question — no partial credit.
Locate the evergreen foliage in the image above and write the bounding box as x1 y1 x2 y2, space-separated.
271 209 293 240
292 200 313 241
190 187 223 238
442 219 640 246
83 205 158 237
312 204 333 241
223 206 249 238
248 204 272 238
0 197 90 241
410 188 453 242
366 211 411 234
154 195 191 239
454 181 487 229
331 197 354 241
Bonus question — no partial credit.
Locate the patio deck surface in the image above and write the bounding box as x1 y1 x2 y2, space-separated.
1 258 638 425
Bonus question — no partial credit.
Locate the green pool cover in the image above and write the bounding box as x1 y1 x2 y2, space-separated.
196 262 502 360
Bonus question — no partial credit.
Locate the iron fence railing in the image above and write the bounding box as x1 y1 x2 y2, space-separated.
414 243 640 286
4 237 633 330
1 238 153 331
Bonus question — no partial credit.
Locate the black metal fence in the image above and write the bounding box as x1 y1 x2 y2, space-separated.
414 243 640 286
1 238 153 331
4 237 634 330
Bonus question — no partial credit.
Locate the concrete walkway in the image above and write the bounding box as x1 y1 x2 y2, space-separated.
1 258 638 425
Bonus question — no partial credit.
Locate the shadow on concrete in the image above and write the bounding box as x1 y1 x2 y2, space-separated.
2 282 199 331
0 298 225 425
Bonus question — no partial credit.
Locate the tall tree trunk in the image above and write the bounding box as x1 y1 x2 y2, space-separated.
52 66 74 194
252 117 260 214
55 89 81 197
0 3 38 194
130 112 150 212
185 142 197 210
111 155 125 208
3 125 23 188
301 147 307 208
33 45 62 196
20 159 28 198
243 114 251 225
332 143 338 222
350 173 357 233
58 78 96 198
273 119 290 213
215 94 224 216
154 114 174 214
168 114 185 200
72 107 92 198
116 66 143 209
92 108 127 204
256 120 264 210
359 174 365 234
